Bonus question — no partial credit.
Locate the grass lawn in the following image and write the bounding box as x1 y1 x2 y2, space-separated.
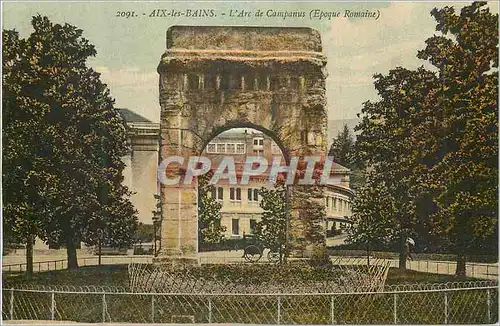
2 264 130 288
2 264 483 289
385 267 482 284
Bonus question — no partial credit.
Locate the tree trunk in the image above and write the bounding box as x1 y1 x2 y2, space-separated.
26 233 34 279
455 253 466 279
66 236 79 270
399 236 407 270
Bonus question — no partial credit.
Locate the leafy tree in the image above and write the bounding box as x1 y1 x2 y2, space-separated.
133 223 155 244
198 172 226 244
2 28 48 276
346 172 404 263
328 124 355 169
255 184 287 261
415 2 498 276
354 66 439 269
2 16 138 270
328 125 365 190
352 2 498 275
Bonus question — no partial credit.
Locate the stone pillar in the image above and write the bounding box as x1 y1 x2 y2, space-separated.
156 111 199 263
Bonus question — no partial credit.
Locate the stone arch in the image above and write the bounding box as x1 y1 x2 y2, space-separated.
198 121 291 164
157 26 328 260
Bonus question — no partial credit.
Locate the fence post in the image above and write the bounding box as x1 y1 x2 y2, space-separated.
330 295 335 324
51 291 55 320
151 295 155 323
486 265 489 278
277 296 281 324
9 288 14 320
447 262 450 274
393 293 397 324
427 260 429 272
443 291 449 324
102 293 106 322
208 297 213 323
487 289 491 323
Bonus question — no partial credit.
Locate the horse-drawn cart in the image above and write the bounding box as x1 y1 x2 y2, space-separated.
242 234 281 263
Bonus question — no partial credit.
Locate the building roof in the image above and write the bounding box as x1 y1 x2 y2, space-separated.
117 108 152 123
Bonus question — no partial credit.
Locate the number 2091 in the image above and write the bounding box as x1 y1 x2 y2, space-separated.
116 11 136 18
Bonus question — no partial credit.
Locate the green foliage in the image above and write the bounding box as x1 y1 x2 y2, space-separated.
351 2 498 273
198 172 226 244
328 124 355 169
2 16 138 263
346 173 400 250
255 185 287 253
133 223 154 244
328 124 365 190
415 1 498 258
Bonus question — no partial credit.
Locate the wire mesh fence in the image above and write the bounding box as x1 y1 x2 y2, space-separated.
127 260 391 294
2 286 498 324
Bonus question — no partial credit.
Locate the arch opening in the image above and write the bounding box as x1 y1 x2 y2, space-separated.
197 127 290 263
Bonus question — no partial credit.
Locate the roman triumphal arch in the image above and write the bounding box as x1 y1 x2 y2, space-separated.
157 26 328 261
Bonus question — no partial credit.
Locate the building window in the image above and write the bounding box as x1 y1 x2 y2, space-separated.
248 188 259 202
207 143 216 153
326 197 329 207
250 219 257 234
253 149 264 156
253 138 264 146
216 143 225 153
226 143 235 153
230 188 241 201
217 187 223 200
247 188 259 202
211 188 216 199
232 219 239 235
333 198 337 208
236 143 245 154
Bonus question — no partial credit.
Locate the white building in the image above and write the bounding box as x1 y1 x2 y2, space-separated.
203 129 355 239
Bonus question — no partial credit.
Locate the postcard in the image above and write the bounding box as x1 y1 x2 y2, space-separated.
2 1 498 324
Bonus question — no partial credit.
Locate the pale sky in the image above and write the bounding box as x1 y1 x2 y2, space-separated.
4 1 498 131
